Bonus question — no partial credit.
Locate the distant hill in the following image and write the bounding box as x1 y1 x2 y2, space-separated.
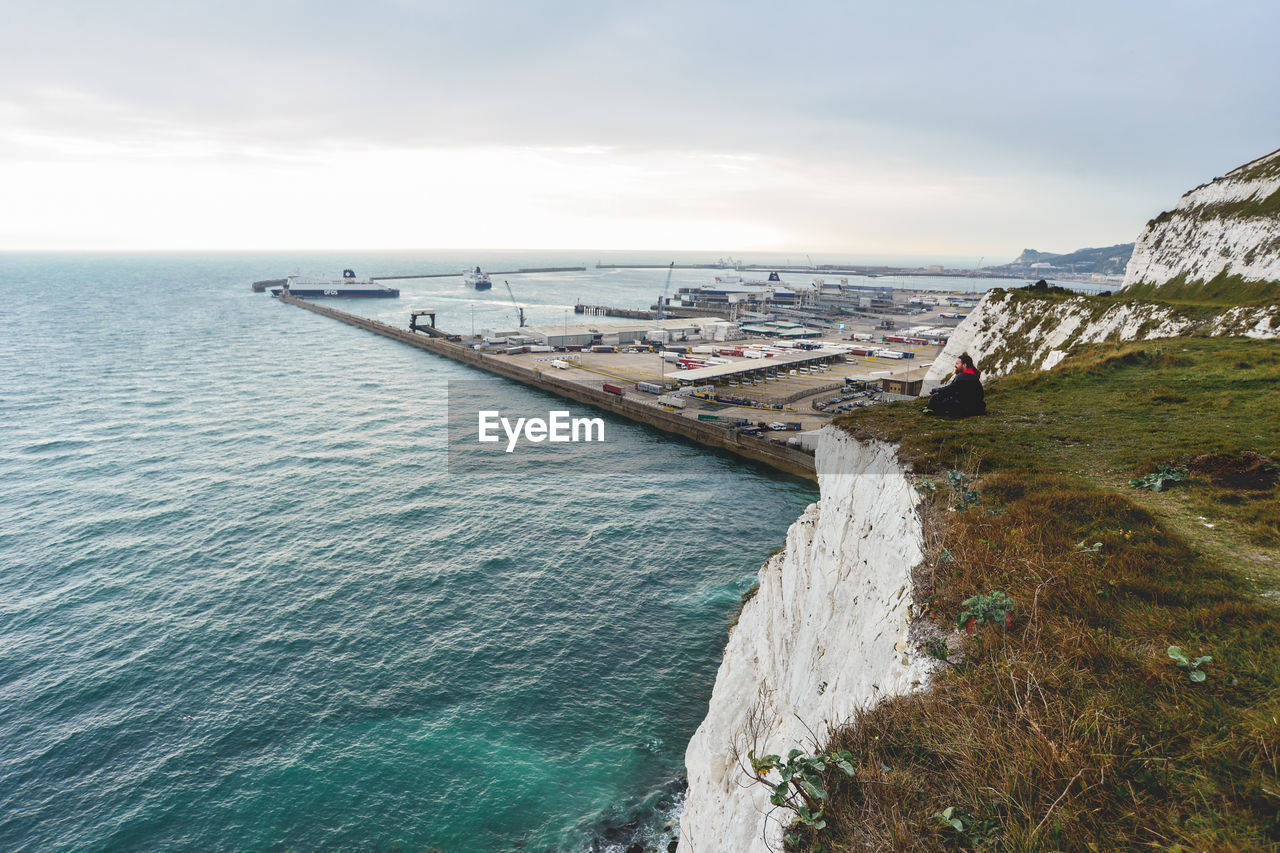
988 244 1133 277
1121 148 1280 302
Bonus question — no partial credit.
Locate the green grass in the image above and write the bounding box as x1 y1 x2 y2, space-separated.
787 337 1280 850
1122 270 1280 305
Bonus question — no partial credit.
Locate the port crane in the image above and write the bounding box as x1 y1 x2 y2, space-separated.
656 261 675 321
503 280 526 328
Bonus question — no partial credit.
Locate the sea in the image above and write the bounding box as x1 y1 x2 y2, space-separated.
0 251 1090 852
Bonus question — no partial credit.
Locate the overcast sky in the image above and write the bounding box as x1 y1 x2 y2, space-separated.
2 0 1277 259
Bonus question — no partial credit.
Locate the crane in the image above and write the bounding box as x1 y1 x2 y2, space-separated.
503 280 526 328
656 261 675 321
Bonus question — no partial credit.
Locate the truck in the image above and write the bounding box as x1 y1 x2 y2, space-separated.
602 383 625 395
635 381 664 394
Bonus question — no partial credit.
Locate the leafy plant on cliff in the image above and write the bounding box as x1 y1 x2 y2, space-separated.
748 747 857 840
1129 462 1188 492
955 591 1015 635
945 469 981 510
1167 645 1212 683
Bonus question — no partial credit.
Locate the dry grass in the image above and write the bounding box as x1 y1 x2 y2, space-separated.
786 338 1280 851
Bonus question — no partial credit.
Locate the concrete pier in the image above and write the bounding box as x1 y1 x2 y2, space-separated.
278 295 817 481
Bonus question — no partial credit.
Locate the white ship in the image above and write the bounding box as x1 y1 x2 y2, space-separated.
271 269 399 298
463 266 493 290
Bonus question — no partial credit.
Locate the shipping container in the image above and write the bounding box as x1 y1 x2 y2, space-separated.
504 346 528 355
635 381 664 394
717 348 744 357
527 345 553 353
602 383 625 395
697 414 720 421
742 349 765 359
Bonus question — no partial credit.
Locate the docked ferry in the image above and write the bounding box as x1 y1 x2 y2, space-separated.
271 269 399 298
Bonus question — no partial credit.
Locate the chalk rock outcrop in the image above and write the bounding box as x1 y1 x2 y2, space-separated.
922 148 1280 387
921 291 1280 386
678 428 930 853
1123 148 1280 292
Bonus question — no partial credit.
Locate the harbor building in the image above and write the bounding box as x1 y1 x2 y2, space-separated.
489 317 737 349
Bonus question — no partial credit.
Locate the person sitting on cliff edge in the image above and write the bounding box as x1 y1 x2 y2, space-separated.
925 353 986 417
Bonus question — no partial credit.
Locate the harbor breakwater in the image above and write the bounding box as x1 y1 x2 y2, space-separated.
279 295 817 481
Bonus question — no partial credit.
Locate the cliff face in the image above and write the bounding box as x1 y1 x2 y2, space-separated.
1122 148 1280 297
678 428 930 852
920 148 1280 387
921 291 1280 385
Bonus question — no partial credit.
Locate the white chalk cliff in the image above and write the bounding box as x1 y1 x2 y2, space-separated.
678 428 931 853
920 291 1280 386
922 148 1280 387
1123 148 1280 290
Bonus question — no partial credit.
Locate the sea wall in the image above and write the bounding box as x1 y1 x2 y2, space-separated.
921 291 1280 386
678 428 930 853
278 295 817 481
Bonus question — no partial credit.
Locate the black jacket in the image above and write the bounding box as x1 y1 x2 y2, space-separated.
929 370 986 416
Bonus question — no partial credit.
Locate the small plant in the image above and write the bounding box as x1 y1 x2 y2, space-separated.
938 547 955 565
933 806 1002 846
1129 463 1189 492
945 469 981 509
956 591 1015 634
925 637 950 662
748 747 856 835
1168 645 1212 682
1075 540 1103 554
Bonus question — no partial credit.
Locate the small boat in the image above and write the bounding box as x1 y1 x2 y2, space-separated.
271 269 399 298
464 266 493 290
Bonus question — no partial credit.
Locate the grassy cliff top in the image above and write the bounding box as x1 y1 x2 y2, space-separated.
791 337 1280 850
1120 270 1280 305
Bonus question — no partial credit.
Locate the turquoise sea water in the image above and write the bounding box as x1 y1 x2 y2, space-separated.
0 252 822 852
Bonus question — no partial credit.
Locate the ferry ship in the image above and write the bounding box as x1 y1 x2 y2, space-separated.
464 267 493 290
271 269 399 298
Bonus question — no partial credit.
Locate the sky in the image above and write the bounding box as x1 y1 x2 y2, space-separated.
2 0 1278 260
